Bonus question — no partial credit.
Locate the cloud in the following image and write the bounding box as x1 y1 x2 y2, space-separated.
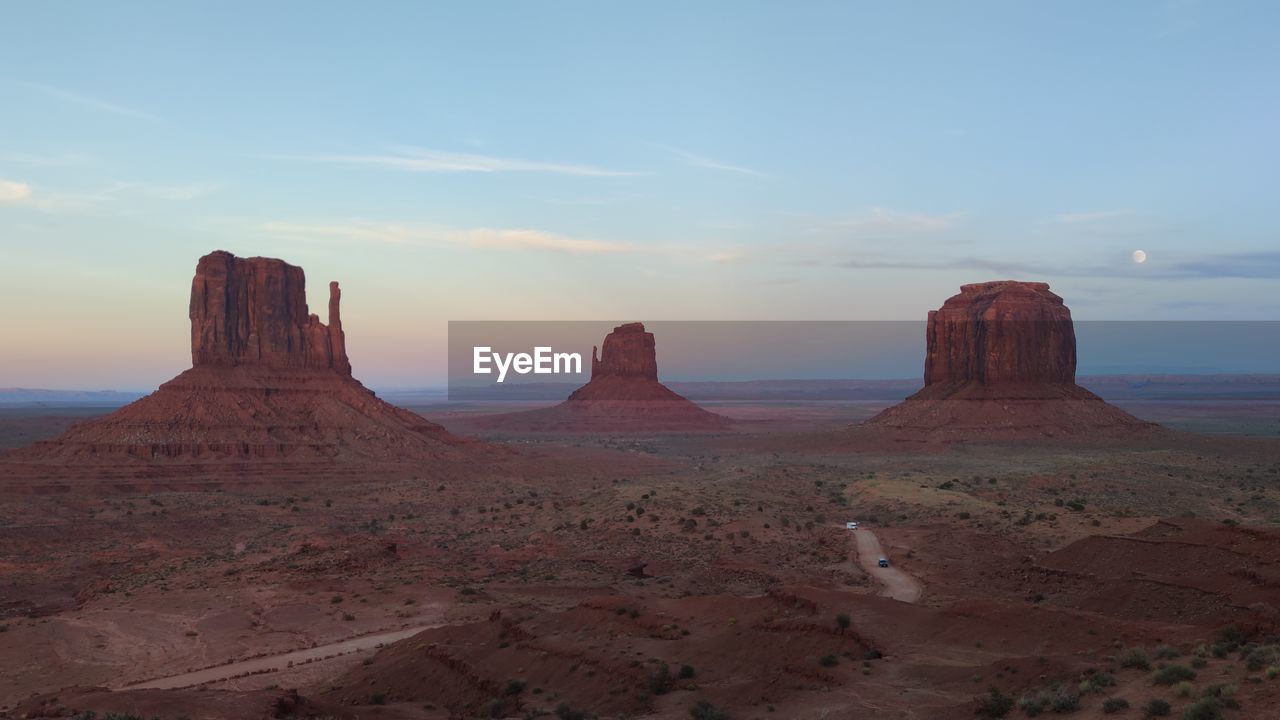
0 151 88 167
103 181 217 201
662 146 769 178
19 81 160 122
1055 210 1132 224
1167 251 1280 279
274 147 639 177
0 180 34 204
833 250 1280 281
0 178 215 212
263 221 636 255
810 207 963 235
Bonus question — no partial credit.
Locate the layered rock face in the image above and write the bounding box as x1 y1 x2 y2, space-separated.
479 323 730 431
866 281 1154 440
588 322 658 381
189 250 351 374
9 251 473 468
923 281 1075 386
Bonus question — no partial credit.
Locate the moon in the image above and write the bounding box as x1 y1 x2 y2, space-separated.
1132 249 1147 264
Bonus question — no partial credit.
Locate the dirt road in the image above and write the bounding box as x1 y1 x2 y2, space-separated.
123 625 432 690
853 527 923 603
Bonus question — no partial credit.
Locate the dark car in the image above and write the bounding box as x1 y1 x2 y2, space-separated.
877 558 889 568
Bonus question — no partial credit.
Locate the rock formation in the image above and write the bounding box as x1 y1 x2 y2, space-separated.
865 281 1155 440
9 250 475 469
477 323 730 432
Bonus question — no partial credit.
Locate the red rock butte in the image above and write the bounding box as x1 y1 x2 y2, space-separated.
865 281 1156 440
477 322 730 432
6 250 476 470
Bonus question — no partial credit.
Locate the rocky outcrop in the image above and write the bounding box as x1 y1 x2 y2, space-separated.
477 323 730 432
924 281 1075 386
866 281 1156 440
189 250 351 374
587 322 658 381
9 251 477 468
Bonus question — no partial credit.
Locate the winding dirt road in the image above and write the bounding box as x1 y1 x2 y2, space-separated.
853 527 923 603
123 625 432 690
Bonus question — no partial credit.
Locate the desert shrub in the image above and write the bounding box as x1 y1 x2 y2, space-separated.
555 704 587 720
369 692 387 705
505 679 526 695
1119 649 1152 670
975 687 1015 718
819 654 839 667
1190 657 1207 669
1199 684 1239 709
689 701 729 720
1181 698 1223 720
1143 698 1172 717
1017 690 1050 716
864 648 884 660
1153 645 1181 659
1081 671 1116 694
649 664 672 695
1172 681 1194 698
1152 664 1195 685
1048 688 1080 713
835 613 851 629
1102 697 1130 714
1244 644 1279 671
679 664 696 679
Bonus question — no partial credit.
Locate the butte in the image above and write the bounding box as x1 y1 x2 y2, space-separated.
862 281 1157 441
5 250 479 476
476 322 730 432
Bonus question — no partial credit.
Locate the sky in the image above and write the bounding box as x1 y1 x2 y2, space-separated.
1 1 1278 390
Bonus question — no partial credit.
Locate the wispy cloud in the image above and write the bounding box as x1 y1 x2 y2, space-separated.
0 151 90 167
19 81 160 122
0 178 216 212
0 180 34 204
263 220 636 255
273 147 639 177
103 181 217 201
663 146 769 178
831 250 1280 281
808 207 964 235
1055 209 1132 224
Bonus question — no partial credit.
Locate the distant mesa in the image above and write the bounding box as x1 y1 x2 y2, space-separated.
7 250 476 468
864 281 1157 440
476 322 731 432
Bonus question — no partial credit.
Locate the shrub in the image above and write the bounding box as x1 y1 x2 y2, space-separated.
835 613 851 630
1143 698 1172 717
1102 697 1130 714
974 687 1015 718
1049 688 1080 713
1119 649 1152 671
679 664 696 679
689 701 729 720
1151 664 1195 685
1172 681 1193 698
369 693 387 705
1181 698 1223 720
819 654 839 667
505 679 526 695
555 704 587 720
1081 672 1116 694
1017 690 1050 716
1153 645 1181 660
649 664 672 695
1245 644 1279 671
